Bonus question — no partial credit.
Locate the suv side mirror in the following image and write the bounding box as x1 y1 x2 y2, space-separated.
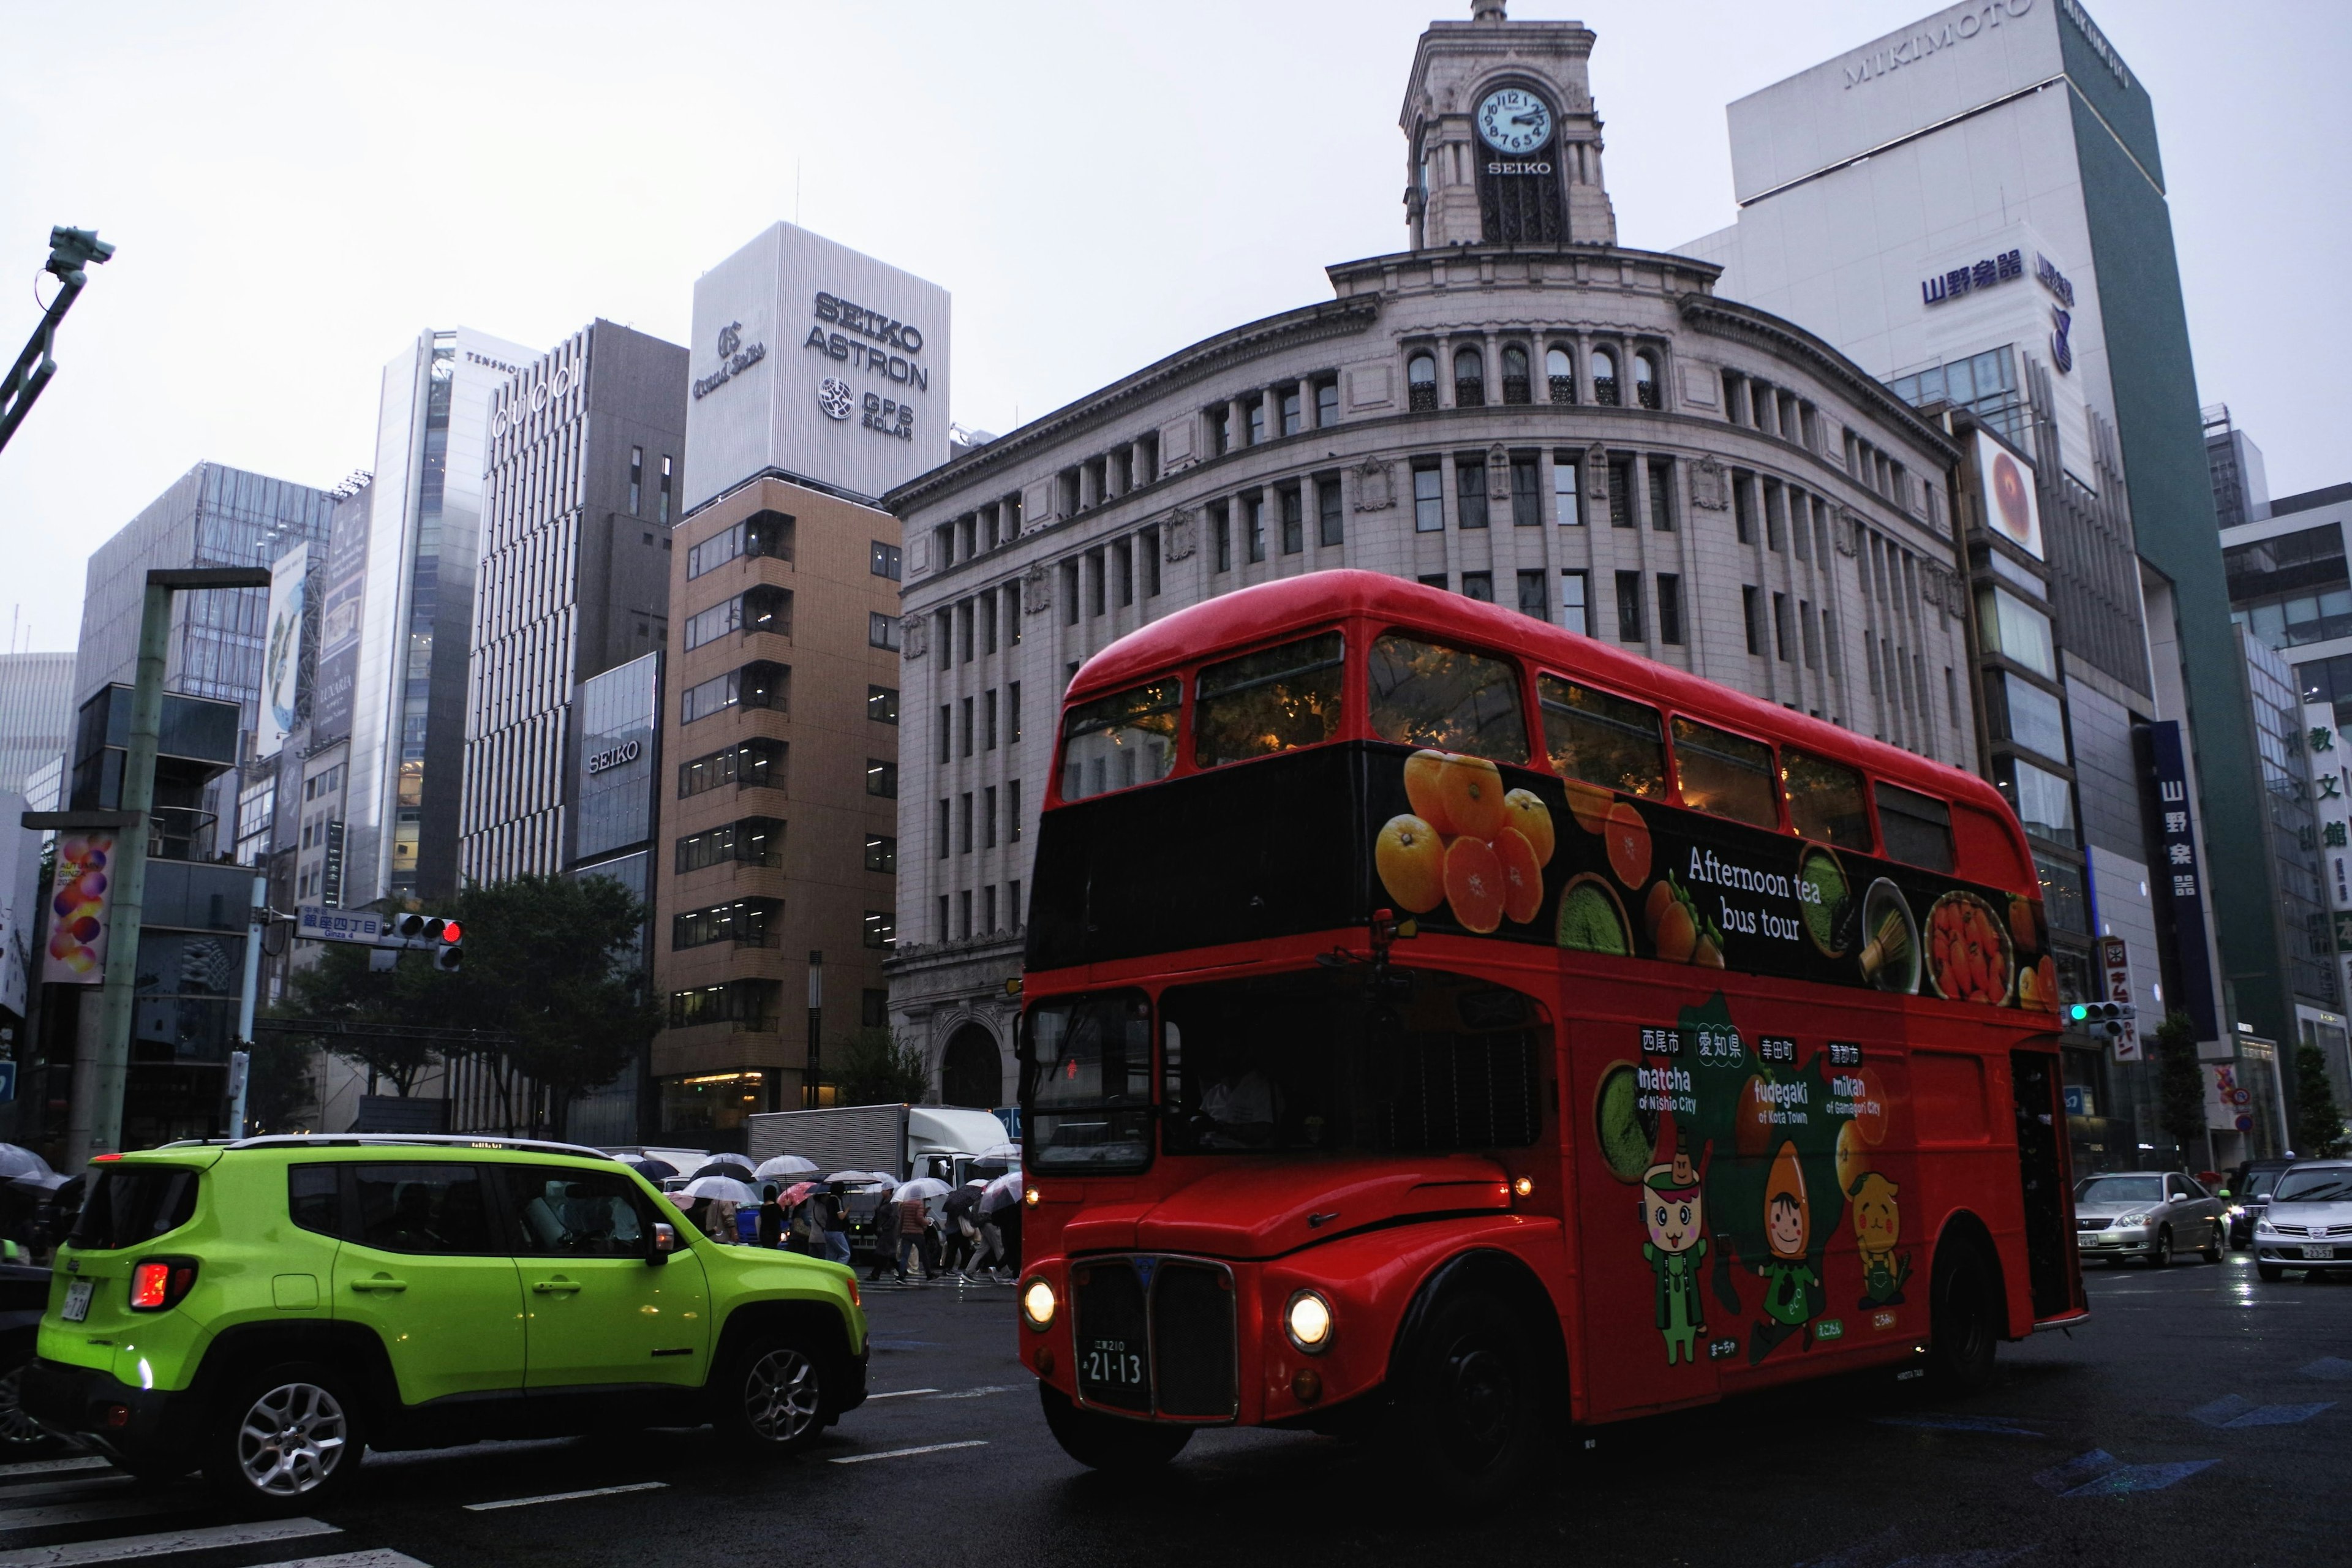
648 1222 677 1267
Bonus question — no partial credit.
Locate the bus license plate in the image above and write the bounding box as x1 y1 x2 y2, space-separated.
2309 1245 2336 1260
1084 1338 1146 1389
61 1281 92 1322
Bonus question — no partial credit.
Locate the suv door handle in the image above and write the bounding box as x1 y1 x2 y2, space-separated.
532 1280 582 1294
350 1276 407 1292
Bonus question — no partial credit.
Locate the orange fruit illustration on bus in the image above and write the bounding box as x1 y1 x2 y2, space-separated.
1374 813 1446 914
1494 827 1544 925
1504 788 1555 865
1442 835 1506 934
1604 801 1652 888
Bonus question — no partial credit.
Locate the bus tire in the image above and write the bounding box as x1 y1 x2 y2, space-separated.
1926 1242 1999 1393
1039 1385 1189 1474
1390 1292 1540 1501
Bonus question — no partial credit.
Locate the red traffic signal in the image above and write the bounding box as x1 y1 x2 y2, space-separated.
438 921 462 944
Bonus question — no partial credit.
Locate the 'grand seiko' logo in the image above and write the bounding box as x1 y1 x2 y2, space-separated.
693 320 767 401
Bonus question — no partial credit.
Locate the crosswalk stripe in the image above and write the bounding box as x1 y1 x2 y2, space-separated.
461 1481 667 1512
247 1552 433 1568
862 1389 940 1400
0 1517 337 1567
0 1500 166 1534
0 1464 107 1483
829 1440 989 1465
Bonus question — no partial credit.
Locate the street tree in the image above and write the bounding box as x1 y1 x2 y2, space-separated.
832 1026 930 1106
2294 1041 2348 1157
2154 1011 2206 1164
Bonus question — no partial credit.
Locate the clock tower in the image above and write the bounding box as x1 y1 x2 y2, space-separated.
1401 0 1617 250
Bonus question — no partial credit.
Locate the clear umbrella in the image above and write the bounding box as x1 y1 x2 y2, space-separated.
892 1177 952 1202
755 1155 819 1180
0 1147 51 1184
827 1169 896 1186
980 1170 1026 1213
679 1175 761 1205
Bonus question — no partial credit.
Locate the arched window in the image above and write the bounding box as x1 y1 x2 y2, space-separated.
1454 346 1485 408
1634 350 1660 410
1591 347 1619 407
1546 347 1576 405
1501 345 1530 405
1408 351 1438 412
940 1023 1001 1109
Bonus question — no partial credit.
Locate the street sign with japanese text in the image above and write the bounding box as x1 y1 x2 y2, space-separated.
296 907 386 946
2100 935 2139 1061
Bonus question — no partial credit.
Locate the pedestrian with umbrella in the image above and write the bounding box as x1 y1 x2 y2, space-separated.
679 1175 759 1243
980 1169 1024 1275
943 1180 992 1279
892 1177 951 1281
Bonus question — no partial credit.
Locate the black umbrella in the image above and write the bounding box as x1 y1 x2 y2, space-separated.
689 1159 755 1183
627 1158 678 1181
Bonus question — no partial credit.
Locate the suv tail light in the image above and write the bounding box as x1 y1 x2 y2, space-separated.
129 1259 198 1311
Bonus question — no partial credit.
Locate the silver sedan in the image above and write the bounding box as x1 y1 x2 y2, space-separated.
2253 1161 2352 1280
2073 1171 2224 1267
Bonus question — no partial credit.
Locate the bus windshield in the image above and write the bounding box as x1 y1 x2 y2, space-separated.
1021 991 1155 1174
1160 968 1544 1157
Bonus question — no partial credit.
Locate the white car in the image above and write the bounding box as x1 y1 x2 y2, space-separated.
2072 1171 2224 1266
2253 1161 2352 1281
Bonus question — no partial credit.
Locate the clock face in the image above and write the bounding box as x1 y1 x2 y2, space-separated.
1477 88 1553 155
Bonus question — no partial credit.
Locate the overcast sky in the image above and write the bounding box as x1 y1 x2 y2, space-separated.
0 0 2342 654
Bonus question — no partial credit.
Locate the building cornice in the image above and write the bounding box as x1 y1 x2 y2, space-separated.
1676 293 1961 466
1324 240 1722 296
882 297 1382 512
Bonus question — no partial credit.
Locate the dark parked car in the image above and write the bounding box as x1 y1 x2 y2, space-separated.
2223 1159 2296 1248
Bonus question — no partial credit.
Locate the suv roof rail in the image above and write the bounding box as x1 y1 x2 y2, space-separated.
203 1133 619 1161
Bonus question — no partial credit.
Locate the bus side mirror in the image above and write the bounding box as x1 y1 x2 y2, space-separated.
648 1222 677 1266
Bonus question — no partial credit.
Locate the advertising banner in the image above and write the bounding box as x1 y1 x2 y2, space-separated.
2138 720 2222 1040
1975 431 2044 561
43 831 116 984
2099 935 2139 1061
311 491 369 744
257 543 308 759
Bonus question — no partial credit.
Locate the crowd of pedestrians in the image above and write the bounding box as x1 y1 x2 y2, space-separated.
676 1175 1019 1284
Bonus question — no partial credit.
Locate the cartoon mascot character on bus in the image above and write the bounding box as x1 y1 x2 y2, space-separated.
1749 1140 1823 1363
1640 1150 1708 1365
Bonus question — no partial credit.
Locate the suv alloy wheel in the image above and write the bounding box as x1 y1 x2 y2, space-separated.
203 1362 362 1515
716 1334 829 1450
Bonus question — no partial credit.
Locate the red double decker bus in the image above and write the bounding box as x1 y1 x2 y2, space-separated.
1013 571 2084 1491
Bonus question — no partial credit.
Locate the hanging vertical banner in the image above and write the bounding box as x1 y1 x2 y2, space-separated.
2138 720 2221 1041
0 791 34 1017
2100 935 2139 1061
43 832 116 984
311 490 370 745
258 543 308 759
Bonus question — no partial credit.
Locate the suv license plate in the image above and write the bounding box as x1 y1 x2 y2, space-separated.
61 1281 92 1322
2309 1245 2336 1260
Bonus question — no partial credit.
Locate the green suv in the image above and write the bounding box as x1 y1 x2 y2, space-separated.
23 1136 868 1512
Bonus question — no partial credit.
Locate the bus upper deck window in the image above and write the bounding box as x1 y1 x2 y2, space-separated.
1537 674 1665 798
1877 782 1956 872
1782 748 1871 848
1671 717 1779 828
1061 679 1180 800
1194 631 1345 769
1368 634 1529 763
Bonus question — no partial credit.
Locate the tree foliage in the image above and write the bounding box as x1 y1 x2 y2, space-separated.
2154 1011 2206 1163
832 1026 929 1107
2293 1041 2348 1157
268 873 657 1137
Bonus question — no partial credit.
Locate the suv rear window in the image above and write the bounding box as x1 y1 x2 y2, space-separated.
69 1166 200 1251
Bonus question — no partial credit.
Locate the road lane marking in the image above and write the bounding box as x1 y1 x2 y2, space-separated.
0 1517 337 1567
462 1482 668 1512
0 1499 168 1533
0 1463 108 1482
1873 1414 2043 1437
829 1441 989 1465
864 1389 941 1400
249 1553 434 1568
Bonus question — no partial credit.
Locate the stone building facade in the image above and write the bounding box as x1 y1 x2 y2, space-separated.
883 2 1972 1106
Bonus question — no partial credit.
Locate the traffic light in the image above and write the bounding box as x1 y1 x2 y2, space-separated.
390 913 463 971
2068 1000 2135 1039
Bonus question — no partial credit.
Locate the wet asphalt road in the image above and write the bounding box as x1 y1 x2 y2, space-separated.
10 1252 2350 1568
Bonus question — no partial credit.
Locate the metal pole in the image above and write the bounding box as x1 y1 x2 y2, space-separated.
228 873 265 1136
69 581 170 1167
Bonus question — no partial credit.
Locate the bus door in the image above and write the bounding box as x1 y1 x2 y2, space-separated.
1570 979 1721 1420
2008 1046 2079 1317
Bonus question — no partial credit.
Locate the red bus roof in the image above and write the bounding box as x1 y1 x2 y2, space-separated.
1068 569 2016 831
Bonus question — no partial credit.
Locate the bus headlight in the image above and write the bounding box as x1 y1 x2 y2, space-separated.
1020 1277 1058 1331
1284 1289 1334 1354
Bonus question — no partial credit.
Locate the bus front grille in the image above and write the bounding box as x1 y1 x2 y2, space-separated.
1070 1255 1237 1420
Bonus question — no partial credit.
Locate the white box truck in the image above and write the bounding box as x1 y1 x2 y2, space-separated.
745 1103 1012 1185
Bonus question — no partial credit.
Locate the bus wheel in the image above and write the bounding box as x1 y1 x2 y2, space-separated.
1393 1292 1540 1501
1039 1385 1189 1474
1927 1243 1999 1392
